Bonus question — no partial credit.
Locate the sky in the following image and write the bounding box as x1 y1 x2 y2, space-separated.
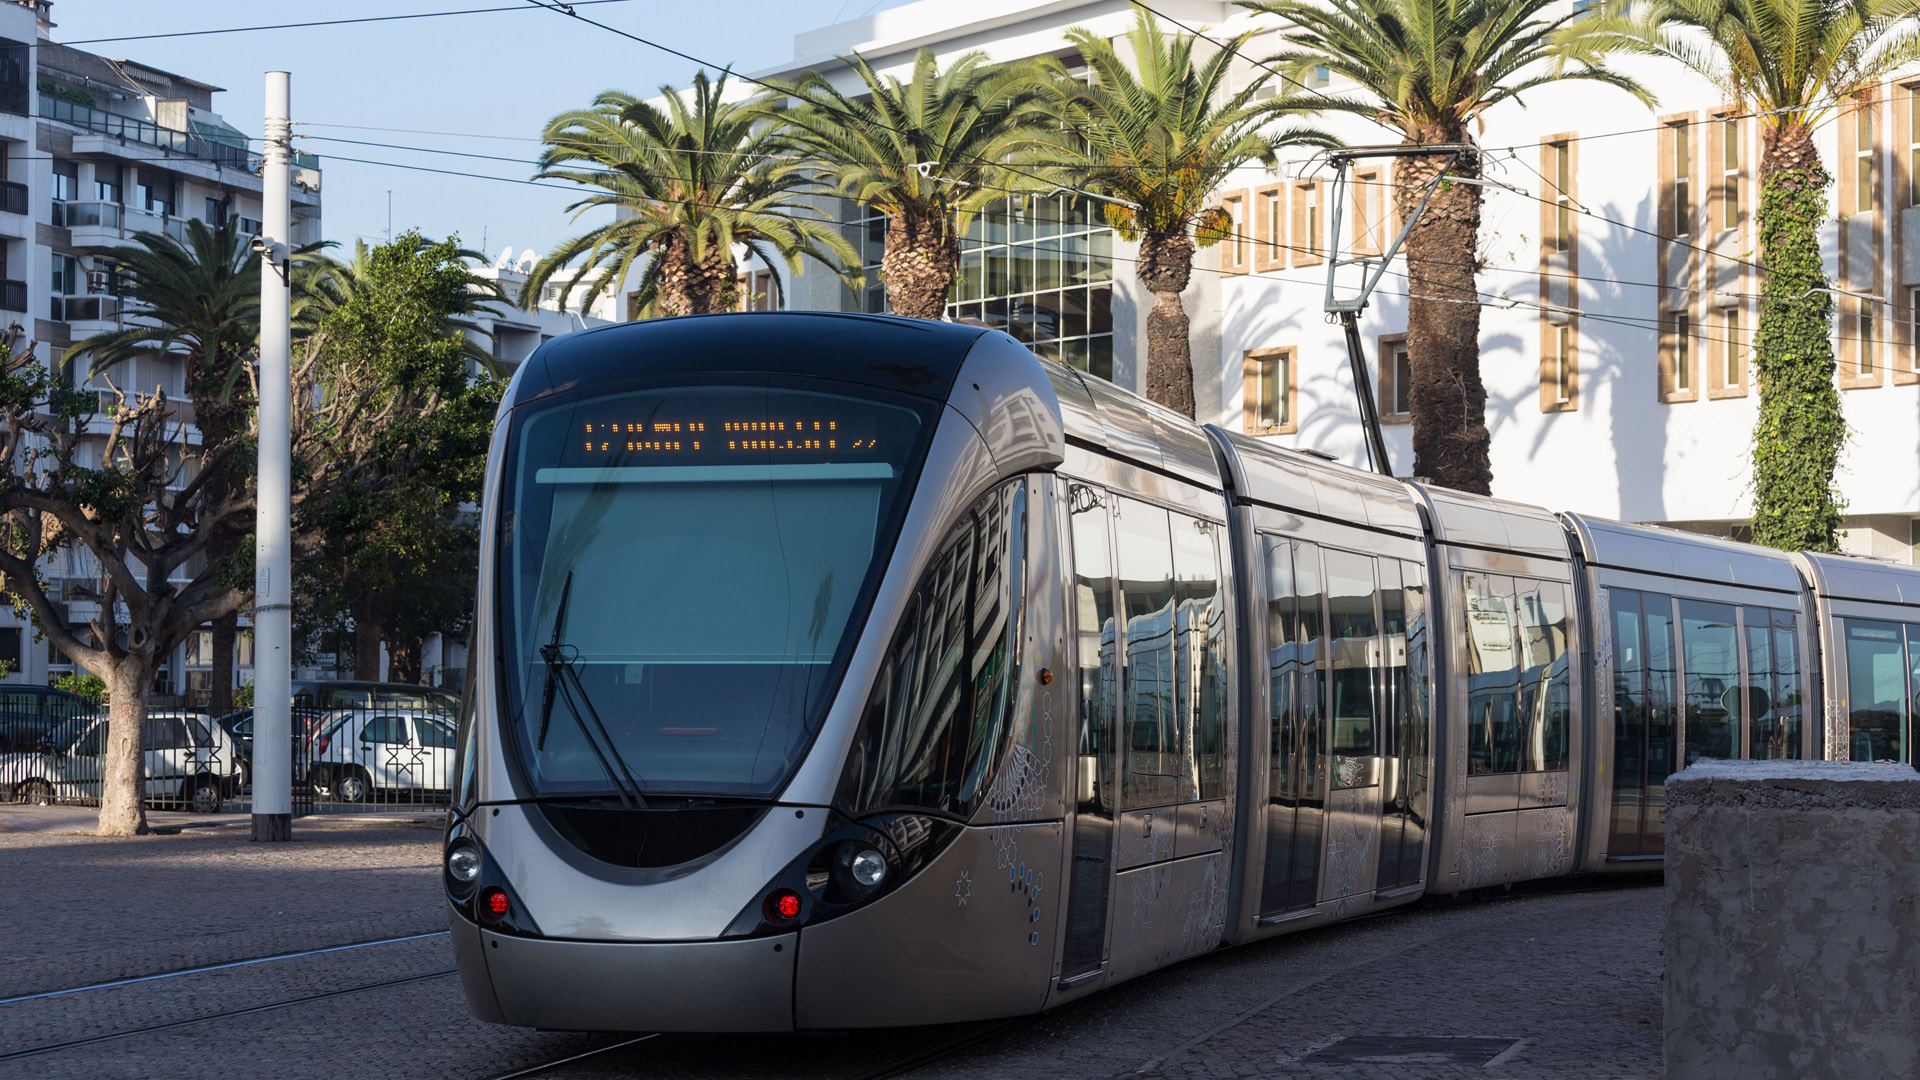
51 0 903 262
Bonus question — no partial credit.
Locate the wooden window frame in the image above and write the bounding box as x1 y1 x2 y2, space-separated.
1539 317 1579 413
1840 89 1884 389
1705 305 1748 398
1252 182 1286 272
1220 190 1250 276
1291 180 1324 266
1377 331 1410 424
1896 83 1920 383
1242 346 1298 435
1667 311 1697 400
1352 167 1384 257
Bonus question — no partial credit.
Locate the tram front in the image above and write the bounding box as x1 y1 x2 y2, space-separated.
447 313 1065 1032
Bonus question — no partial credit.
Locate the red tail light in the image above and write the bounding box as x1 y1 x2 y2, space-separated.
480 886 510 923
315 734 330 754
763 888 803 925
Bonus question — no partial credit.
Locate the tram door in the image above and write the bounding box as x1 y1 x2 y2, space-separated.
1607 589 1678 856
1061 483 1116 981
1257 537 1326 915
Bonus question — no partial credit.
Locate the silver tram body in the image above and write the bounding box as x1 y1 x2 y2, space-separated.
447 313 1920 1033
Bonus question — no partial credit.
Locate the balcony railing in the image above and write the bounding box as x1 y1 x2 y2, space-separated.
0 181 24 216
0 82 25 118
39 97 253 172
0 280 26 314
52 200 121 230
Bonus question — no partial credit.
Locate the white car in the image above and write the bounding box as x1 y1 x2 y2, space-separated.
306 710 456 803
0 710 242 812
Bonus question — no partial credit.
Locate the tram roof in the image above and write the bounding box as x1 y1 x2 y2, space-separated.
1794 551 1920 607
1409 484 1571 561
1562 513 1803 594
507 313 993 407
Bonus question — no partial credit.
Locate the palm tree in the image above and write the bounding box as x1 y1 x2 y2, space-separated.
525 69 857 318
69 218 263 714
1243 0 1650 493
1598 0 1920 551
760 49 1051 319
1037 11 1335 418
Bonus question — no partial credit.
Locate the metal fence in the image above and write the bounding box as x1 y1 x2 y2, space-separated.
0 703 455 815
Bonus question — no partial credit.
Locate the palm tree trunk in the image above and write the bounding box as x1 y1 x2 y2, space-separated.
882 211 959 319
1138 229 1196 417
1395 137 1492 493
655 234 739 317
1749 123 1844 551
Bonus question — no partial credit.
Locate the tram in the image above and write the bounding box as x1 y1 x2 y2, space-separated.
446 313 1920 1032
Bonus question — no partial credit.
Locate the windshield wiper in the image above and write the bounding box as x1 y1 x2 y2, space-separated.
534 570 648 810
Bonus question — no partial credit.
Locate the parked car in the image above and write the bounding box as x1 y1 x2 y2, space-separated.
307 710 457 803
214 707 328 790
0 710 241 812
0 686 99 753
291 681 459 716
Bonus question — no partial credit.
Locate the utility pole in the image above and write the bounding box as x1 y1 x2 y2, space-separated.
252 71 294 842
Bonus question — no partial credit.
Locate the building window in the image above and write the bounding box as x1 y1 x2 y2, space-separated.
1293 180 1322 261
1911 287 1920 371
1254 184 1285 272
1676 312 1692 392
1857 105 1874 213
138 176 176 216
1911 98 1920 207
1379 334 1411 420
1549 142 1572 252
942 194 1116 380
1353 167 1384 255
1221 191 1248 274
204 197 228 226
1672 123 1691 237
51 254 76 297
1859 307 1875 375
1722 118 1740 228
1553 324 1574 404
1723 310 1739 387
1243 347 1295 435
737 267 776 311
51 161 76 203
95 165 121 204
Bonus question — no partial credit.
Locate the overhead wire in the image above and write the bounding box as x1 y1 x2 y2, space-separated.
36 0 645 48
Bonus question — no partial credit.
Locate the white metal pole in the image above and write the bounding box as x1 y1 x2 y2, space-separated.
252 71 293 842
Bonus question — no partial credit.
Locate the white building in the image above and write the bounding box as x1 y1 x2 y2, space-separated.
470 246 618 371
0 0 324 699
754 0 1919 565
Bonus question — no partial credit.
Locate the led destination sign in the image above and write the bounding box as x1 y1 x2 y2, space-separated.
577 415 883 457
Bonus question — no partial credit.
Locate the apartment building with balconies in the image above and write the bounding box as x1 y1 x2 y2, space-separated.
0 1 323 701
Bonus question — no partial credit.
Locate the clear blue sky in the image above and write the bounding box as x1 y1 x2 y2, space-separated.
53 0 899 261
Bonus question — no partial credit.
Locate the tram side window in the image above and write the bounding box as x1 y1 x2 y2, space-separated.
1324 549 1379 787
1518 582 1571 772
1464 574 1521 775
1265 536 1297 808
1744 607 1802 760
1679 600 1740 764
1844 619 1910 764
1403 560 1430 765
1172 515 1228 802
836 482 1027 816
1118 500 1179 809
1070 486 1116 818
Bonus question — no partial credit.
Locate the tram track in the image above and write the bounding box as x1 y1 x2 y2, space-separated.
0 928 450 1006
0 968 459 1063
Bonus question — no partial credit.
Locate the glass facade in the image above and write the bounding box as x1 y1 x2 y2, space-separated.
846 195 1118 381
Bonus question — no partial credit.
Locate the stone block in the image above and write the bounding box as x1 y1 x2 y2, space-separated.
1666 759 1920 1080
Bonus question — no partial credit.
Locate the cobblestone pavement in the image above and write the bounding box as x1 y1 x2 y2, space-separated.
0 808 1660 1080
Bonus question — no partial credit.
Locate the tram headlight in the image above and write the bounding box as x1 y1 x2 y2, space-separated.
849 846 888 888
446 842 482 889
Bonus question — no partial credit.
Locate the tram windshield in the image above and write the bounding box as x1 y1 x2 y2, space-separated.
498 382 935 799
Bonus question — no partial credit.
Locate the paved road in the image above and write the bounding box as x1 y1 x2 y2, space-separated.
0 808 1660 1080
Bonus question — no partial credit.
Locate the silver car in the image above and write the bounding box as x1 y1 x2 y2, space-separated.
307 710 456 803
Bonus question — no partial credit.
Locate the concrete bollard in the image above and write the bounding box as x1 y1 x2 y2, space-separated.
1666 759 1920 1080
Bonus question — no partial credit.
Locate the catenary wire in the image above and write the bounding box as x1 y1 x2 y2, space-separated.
32 0 643 48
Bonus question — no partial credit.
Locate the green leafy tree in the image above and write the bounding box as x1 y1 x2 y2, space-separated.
1596 0 1920 549
526 69 857 318
293 233 503 682
1244 0 1650 491
1036 11 1335 417
68 218 265 713
761 49 1051 319
0 344 254 835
